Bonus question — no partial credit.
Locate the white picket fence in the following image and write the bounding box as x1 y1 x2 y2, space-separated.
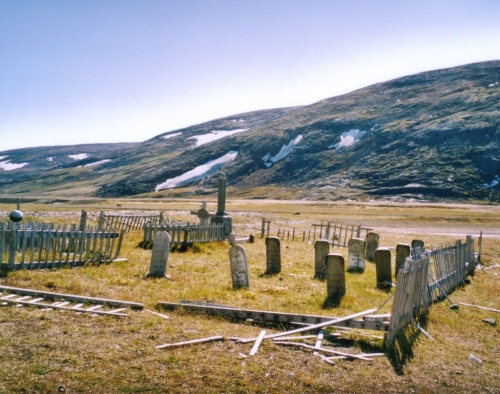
0 221 124 271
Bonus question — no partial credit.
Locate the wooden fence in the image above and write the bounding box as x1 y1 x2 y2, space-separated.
264 217 371 248
97 211 165 233
385 236 476 347
143 222 226 245
0 221 125 271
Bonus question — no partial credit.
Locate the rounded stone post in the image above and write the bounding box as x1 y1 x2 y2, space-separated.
314 240 330 279
216 172 227 216
395 243 410 276
375 248 392 287
348 238 366 272
326 253 345 298
365 232 379 261
265 237 281 274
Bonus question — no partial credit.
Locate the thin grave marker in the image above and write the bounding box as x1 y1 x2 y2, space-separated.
229 244 250 289
148 231 170 278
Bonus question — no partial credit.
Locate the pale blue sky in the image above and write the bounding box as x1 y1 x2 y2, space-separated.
1 0 499 151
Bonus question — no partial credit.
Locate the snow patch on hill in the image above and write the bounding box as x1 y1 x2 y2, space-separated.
482 175 499 188
155 151 238 191
262 135 303 167
79 159 112 168
69 153 90 160
0 158 29 171
188 129 249 147
161 132 182 140
329 129 367 149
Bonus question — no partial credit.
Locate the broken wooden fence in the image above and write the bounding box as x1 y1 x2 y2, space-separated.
143 222 226 245
270 219 371 247
98 210 165 233
0 221 125 271
385 236 476 347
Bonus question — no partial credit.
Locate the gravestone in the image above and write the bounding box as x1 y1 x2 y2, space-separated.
465 235 474 275
395 243 410 276
265 237 281 274
375 248 392 287
148 231 170 277
348 238 366 272
314 240 330 278
411 239 425 254
326 253 346 297
229 244 249 289
365 232 379 261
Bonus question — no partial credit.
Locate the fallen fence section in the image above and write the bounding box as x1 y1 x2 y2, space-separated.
385 237 476 347
143 223 226 245
0 221 125 271
157 301 390 331
0 285 144 317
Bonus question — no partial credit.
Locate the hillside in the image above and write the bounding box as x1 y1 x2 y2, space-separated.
1 61 499 202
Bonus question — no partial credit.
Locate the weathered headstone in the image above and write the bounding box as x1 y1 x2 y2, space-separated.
395 243 410 276
148 231 170 277
229 244 249 289
465 235 474 275
365 232 379 261
314 240 330 278
375 248 392 287
326 253 346 297
348 238 366 272
265 237 281 274
411 239 425 254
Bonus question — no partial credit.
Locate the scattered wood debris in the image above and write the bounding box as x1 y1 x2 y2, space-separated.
155 307 386 365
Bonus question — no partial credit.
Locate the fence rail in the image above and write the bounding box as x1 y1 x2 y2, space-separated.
0 221 124 271
143 222 226 245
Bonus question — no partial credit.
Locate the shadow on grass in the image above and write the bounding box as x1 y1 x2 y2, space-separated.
322 293 343 308
386 313 429 375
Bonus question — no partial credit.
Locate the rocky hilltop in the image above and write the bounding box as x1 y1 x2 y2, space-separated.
1 61 499 202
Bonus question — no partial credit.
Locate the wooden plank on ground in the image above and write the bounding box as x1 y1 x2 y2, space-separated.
459 302 500 314
156 336 224 349
263 308 378 340
273 341 374 361
249 330 266 356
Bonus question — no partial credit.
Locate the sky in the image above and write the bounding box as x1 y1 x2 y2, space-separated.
1 0 500 151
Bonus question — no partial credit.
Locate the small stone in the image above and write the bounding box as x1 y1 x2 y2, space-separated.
468 354 483 364
482 318 497 326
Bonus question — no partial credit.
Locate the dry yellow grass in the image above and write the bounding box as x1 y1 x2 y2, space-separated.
0 199 499 393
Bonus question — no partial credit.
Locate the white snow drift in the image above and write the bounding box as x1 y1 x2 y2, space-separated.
0 157 28 171
262 135 303 168
155 151 238 191
188 129 249 147
161 132 182 140
329 129 367 149
68 153 89 160
482 175 499 188
82 159 112 168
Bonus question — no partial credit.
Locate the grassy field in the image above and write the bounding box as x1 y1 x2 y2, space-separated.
0 199 499 393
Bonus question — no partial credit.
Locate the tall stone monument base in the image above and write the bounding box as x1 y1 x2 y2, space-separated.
211 215 232 236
